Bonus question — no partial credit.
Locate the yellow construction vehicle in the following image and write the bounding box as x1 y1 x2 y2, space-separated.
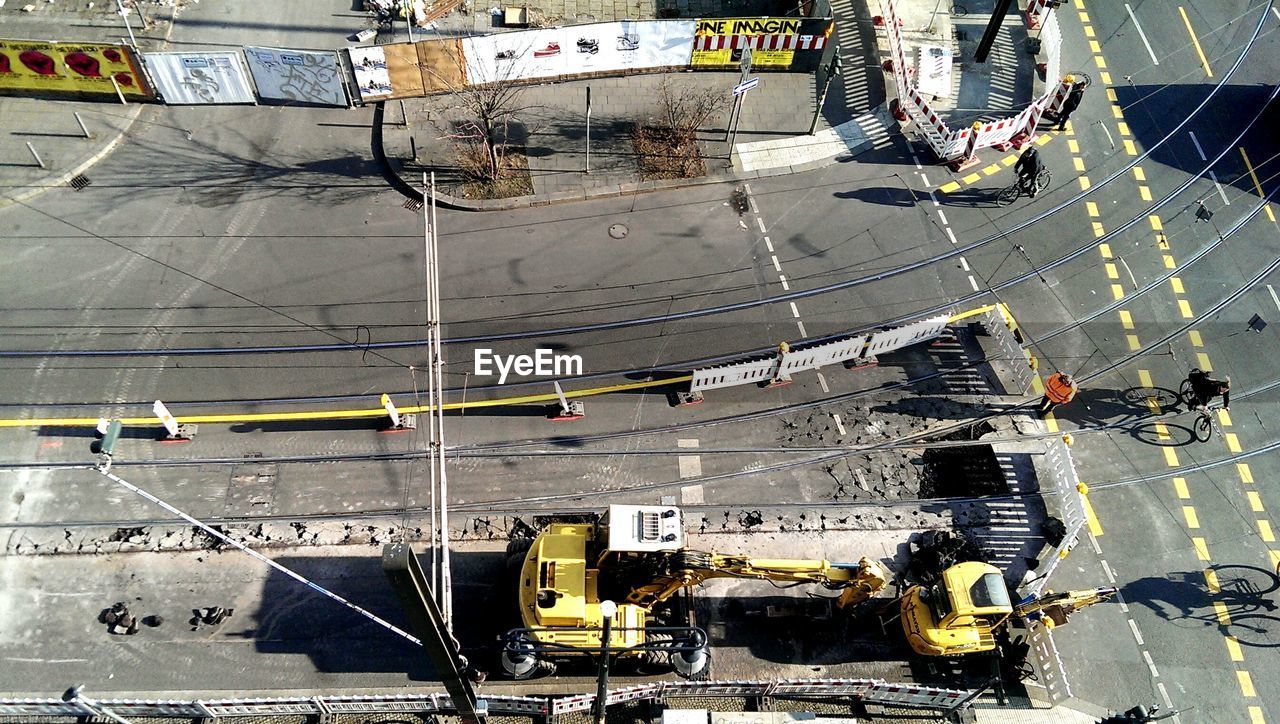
500 504 889 678
899 560 1116 656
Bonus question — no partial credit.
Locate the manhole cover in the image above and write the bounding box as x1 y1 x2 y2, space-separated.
608 223 628 239
404 198 424 211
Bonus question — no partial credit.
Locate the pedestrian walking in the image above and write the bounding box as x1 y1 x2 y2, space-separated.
1039 371 1078 414
1055 84 1085 131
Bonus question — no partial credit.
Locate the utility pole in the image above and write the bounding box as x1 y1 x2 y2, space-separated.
585 86 592 174
593 600 617 724
115 0 138 47
808 47 841 135
422 172 452 625
974 0 1016 63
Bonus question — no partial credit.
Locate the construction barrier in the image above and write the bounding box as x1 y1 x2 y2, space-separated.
690 314 948 393
1039 9 1063 94
1026 0 1055 28
0 679 975 720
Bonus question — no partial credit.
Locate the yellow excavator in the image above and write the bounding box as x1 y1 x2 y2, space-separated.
500 504 889 678
899 560 1116 656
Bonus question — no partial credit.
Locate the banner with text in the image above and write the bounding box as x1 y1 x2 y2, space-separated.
462 20 694 85
691 17 828 69
244 47 347 106
144 51 256 104
0 40 152 97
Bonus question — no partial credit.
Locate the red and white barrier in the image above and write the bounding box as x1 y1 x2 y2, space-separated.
1045 74 1077 117
1027 0 1053 28
694 34 827 51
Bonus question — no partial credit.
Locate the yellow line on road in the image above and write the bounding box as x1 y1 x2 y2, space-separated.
1238 463 1254 483
1179 6 1214 77
1163 447 1180 467
1225 635 1245 661
1237 670 1257 698
1183 505 1200 528
1079 483 1104 536
1174 477 1190 498
1205 568 1221 592
1239 147 1277 222
1247 492 1264 512
1213 599 1231 622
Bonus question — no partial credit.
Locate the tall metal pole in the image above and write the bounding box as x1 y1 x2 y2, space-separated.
808 47 840 135
594 600 617 724
585 86 592 174
974 0 1016 63
430 171 452 626
115 0 138 47
422 173 438 597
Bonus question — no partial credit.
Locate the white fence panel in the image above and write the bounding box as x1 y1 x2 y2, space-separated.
243 47 347 106
1041 10 1062 92
864 314 949 356
144 51 256 104
691 357 777 392
779 335 868 376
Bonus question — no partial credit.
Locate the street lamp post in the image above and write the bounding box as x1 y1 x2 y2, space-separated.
63 685 132 724
593 600 616 724
115 0 138 48
809 48 842 135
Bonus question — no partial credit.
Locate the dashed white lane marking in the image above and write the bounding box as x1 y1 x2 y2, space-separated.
968 275 980 291
831 412 847 435
817 372 830 394
920 173 930 186
789 301 801 318
796 320 808 336
1188 131 1207 160
779 275 790 291
1129 618 1145 646
1268 283 1280 313
1142 650 1160 678
929 191 940 207
937 210 949 226
1101 559 1117 583
1210 171 1230 205
1157 682 1174 709
1125 3 1160 66
960 257 970 272
749 197 759 214
764 235 774 252
756 217 767 233
771 255 782 272
946 227 958 244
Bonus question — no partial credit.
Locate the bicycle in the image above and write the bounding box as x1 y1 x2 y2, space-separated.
997 168 1051 206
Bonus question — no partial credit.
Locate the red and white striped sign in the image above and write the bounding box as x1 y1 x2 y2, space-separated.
694 34 827 51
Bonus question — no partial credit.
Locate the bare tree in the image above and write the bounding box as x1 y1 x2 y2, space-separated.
635 77 730 179
651 76 728 139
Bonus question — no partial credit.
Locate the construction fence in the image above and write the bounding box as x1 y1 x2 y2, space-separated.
878 0 1068 167
0 678 974 721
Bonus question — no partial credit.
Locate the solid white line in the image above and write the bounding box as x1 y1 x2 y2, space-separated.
968 275 980 291
921 173 930 186
831 412 847 435
779 274 790 291
1129 619 1145 646
937 210 949 226
771 255 782 272
960 257 970 272
756 217 767 233
789 301 801 318
817 373 830 394
764 235 774 252
1101 559 1117 583
1268 283 1280 313
946 227 958 244
1273 6 1280 23
1125 4 1160 65
796 320 808 337
1088 533 1102 554
1209 170 1230 205
1188 131 1207 161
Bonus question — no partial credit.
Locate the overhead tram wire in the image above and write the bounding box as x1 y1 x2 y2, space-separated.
3 1 1273 362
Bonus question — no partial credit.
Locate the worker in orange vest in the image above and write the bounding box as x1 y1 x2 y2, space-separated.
1039 371 1078 414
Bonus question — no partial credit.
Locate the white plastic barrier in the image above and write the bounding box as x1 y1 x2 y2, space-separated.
690 357 779 391
778 335 869 376
863 314 949 356
1040 9 1062 93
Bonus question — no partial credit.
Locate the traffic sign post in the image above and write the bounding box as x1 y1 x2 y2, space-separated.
809 46 842 135
724 48 754 144
153 399 196 442
380 392 417 432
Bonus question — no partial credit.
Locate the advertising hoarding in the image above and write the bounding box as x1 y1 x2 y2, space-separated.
144 51 256 104
349 45 392 101
244 47 347 106
692 17 823 68
0 40 151 97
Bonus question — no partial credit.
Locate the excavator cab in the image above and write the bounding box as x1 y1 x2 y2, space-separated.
900 561 1012 656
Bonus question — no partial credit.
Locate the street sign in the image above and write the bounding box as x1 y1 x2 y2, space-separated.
739 47 753 83
152 400 179 437
733 78 760 96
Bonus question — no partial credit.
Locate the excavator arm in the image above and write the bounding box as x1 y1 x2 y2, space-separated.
1013 586 1118 628
623 550 888 610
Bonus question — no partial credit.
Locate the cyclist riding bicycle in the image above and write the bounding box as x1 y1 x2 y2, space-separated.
1014 146 1043 199
1187 368 1230 412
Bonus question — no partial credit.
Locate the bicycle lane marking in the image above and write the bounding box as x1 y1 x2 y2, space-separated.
910 151 982 295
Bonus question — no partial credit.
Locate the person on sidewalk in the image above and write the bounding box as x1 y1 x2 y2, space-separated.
1039 371 1078 414
1055 83 1086 131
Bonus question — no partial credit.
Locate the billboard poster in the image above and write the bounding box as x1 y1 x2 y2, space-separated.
244 47 347 106
692 17 811 68
349 45 392 101
144 51 256 104
0 40 151 97
462 20 694 85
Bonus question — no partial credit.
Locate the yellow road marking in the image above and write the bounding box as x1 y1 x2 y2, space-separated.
1179 6 1214 77
1171 277 1185 294
1116 122 1131 137
1178 299 1194 318
1112 284 1125 300
1074 157 1086 172
962 173 981 184
1036 133 1052 145
1225 433 1242 453
1197 352 1213 371
1249 707 1265 724
1163 446 1180 467
1239 147 1277 222
1084 24 1095 38
1183 506 1200 528
1173 477 1190 499
1218 408 1233 427
1214 600 1232 623
1077 9 1089 20
1237 670 1256 698
1044 413 1059 433
1132 166 1145 181
1079 175 1091 190
1099 71 1112 85
1002 155 1018 167
1105 263 1119 279
1126 334 1141 351
1093 222 1106 238
1154 422 1171 440
983 164 1001 175
1105 87 1118 102
1121 311 1135 330
1149 215 1163 231
1163 255 1176 269
1205 568 1221 592
1098 240 1111 255
1194 537 1211 561
1124 139 1137 155
1156 233 1169 250
1238 463 1254 483
1031 375 1045 395
1138 184 1151 200
1068 139 1080 153
1093 55 1107 69
1080 484 1104 535
1259 520 1275 542
949 305 999 322
1248 492 1264 512
1189 330 1203 347
1113 105 1125 120
938 181 961 194
1086 202 1100 217
1226 635 1245 661
1089 40 1101 53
